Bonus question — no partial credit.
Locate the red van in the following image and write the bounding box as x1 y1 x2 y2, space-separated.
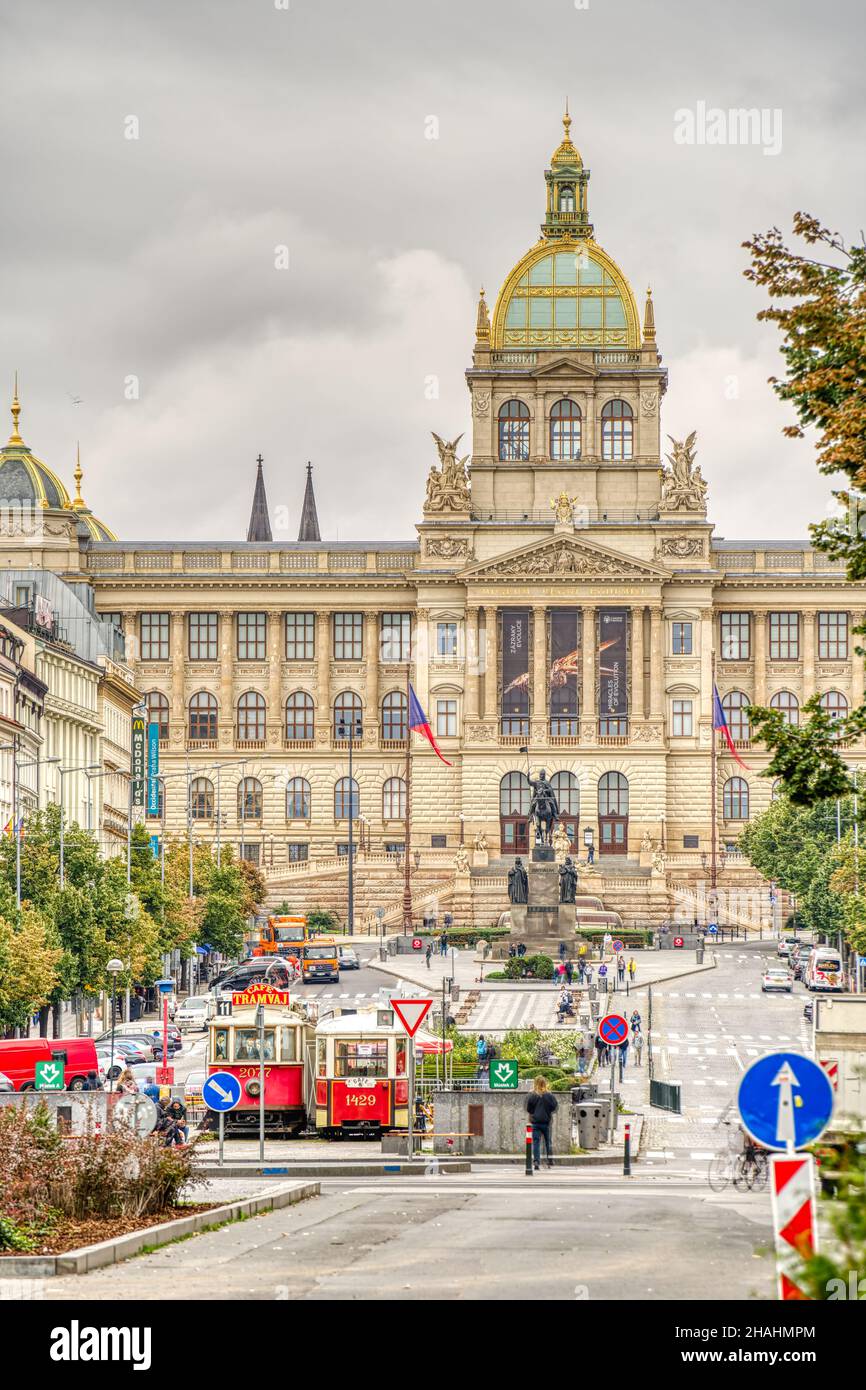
0 1038 101 1091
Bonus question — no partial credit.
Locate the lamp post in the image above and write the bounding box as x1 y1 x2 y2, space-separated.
459 812 465 846
106 957 124 1093
338 716 362 936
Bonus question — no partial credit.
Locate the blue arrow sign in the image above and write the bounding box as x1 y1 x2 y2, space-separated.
707 925 718 935
737 1051 834 1152
203 1071 242 1112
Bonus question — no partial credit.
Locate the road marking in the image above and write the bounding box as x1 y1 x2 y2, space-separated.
690 1151 715 1160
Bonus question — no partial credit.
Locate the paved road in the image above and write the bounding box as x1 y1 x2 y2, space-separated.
43 1167 775 1301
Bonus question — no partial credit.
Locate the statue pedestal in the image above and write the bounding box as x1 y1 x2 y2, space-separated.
509 857 574 949
472 849 489 869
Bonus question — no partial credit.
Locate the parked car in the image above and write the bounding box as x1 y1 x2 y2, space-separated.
95 1031 166 1060
338 946 360 971
762 967 794 994
184 1069 207 1113
0 1072 14 1092
98 1022 182 1055
0 1037 101 1091
777 936 799 959
175 996 213 1031
803 999 814 1023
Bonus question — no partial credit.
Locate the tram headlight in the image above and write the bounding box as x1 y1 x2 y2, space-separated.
246 1079 262 1097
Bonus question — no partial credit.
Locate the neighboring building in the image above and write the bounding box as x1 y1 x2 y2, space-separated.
0 615 46 833
3 116 865 921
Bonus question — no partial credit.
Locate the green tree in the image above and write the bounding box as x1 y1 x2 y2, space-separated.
0 903 61 1035
738 794 846 941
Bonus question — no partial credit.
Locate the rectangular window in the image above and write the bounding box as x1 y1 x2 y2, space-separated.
683 834 699 849
436 699 457 737
99 611 123 633
238 843 261 865
385 841 405 856
288 843 309 863
431 834 447 849
769 612 800 660
381 613 411 662
140 612 170 660
818 611 848 660
671 621 693 656
671 699 693 737
333 612 363 660
285 612 315 660
237 612 267 660
720 613 750 661
437 622 458 657
188 612 218 661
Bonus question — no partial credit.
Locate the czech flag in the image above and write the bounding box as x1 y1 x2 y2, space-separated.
712 684 750 770
408 683 452 766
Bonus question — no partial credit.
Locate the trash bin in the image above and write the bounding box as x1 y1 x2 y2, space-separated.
571 1084 598 1104
590 999 600 1021
589 984 598 1001
451 984 460 1003
696 946 705 964
577 1104 601 1150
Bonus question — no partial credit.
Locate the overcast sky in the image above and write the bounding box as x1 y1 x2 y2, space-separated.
1 0 861 543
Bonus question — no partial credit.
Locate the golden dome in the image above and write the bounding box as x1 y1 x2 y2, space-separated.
491 240 640 352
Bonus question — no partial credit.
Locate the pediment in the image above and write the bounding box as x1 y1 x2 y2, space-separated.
462 534 670 582
530 354 597 380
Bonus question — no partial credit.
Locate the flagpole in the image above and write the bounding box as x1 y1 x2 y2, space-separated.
710 649 718 894
402 664 412 934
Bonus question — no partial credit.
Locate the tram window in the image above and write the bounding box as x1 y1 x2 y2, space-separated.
213 1029 229 1061
279 1026 297 1062
233 1028 276 1061
335 1040 389 1078
316 1038 327 1076
396 1047 406 1076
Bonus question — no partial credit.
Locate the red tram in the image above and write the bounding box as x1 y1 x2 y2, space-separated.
206 983 312 1136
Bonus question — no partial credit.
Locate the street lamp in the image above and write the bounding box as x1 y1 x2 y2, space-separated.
459 812 465 846
106 957 124 1093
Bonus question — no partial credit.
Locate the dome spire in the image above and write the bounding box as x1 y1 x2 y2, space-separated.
8 372 23 445
643 286 656 344
72 441 85 507
475 286 490 343
543 108 591 241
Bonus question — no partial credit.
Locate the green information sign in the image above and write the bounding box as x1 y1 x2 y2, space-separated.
34 1060 65 1090
489 1059 518 1090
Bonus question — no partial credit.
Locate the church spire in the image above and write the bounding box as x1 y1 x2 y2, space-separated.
297 462 321 542
246 454 273 542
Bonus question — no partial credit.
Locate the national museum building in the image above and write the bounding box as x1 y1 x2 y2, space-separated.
2 116 864 925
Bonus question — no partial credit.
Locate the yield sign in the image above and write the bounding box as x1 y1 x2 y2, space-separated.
391 997 433 1037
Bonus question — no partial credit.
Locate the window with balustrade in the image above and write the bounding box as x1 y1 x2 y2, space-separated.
286 777 311 820
723 776 749 820
770 690 799 727
382 777 407 819
285 691 314 741
334 691 363 740
145 690 169 741
188 691 218 741
190 777 214 819
820 690 848 725
721 690 750 742
237 690 266 742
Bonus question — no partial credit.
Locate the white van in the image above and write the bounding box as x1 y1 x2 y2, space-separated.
175 996 214 1031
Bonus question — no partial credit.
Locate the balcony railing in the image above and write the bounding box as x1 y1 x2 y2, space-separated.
283 737 315 750
236 738 266 750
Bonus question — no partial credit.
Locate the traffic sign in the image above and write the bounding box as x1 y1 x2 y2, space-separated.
203 1071 242 1112
489 1059 518 1090
612 939 624 954
391 997 433 1037
113 1094 158 1137
597 1013 630 1047
34 1060 64 1090
737 1051 834 1153
707 925 718 936
770 1154 816 1300
411 938 423 951
673 936 684 948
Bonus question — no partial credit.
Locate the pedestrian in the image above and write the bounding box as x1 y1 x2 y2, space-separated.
576 1042 588 1075
598 961 608 992
425 943 433 970
633 1031 644 1067
517 942 526 959
526 1075 558 1170
163 1097 188 1145
439 930 448 957
558 941 567 961
628 957 636 982
117 1068 138 1095
476 1034 489 1076
630 1009 642 1034
557 960 567 984
81 1070 101 1092
618 1038 629 1079
617 955 626 984
584 963 593 987
595 1035 606 1067
141 1074 160 1103
565 959 574 986
576 958 585 984
587 843 595 865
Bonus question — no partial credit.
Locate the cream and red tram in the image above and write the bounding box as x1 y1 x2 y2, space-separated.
207 983 311 1136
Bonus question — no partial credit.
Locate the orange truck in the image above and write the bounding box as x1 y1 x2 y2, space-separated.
251 914 308 957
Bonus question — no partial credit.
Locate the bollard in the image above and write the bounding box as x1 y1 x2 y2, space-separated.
623 1121 632 1177
525 1123 534 1176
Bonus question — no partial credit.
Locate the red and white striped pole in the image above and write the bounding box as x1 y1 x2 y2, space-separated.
525 1123 534 1176
770 1153 816 1300
623 1121 632 1176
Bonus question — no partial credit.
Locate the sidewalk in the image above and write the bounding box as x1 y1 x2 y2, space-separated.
371 946 716 995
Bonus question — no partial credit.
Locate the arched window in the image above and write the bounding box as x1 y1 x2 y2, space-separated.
770 690 799 727
598 771 629 817
334 691 363 741
383 776 407 820
499 771 530 816
190 777 214 820
381 691 408 742
238 776 263 820
559 184 575 213
145 690 169 742
601 399 633 461
334 776 359 819
498 399 530 461
820 690 848 722
723 776 749 820
549 399 582 461
286 691 314 742
551 771 580 817
286 777 311 820
237 690 266 743
721 690 750 743
188 690 217 741
771 778 783 802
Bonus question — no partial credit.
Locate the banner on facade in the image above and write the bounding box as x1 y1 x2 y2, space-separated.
598 608 628 718
501 608 530 716
549 608 580 717
146 721 160 816
131 713 146 808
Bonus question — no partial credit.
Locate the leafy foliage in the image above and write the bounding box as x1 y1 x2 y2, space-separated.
739 794 846 942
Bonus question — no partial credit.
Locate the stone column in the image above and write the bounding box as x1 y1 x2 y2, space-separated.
316 611 331 742
801 610 815 702
122 612 138 672
699 608 713 721
483 606 498 725
171 613 185 744
753 610 768 705
219 608 234 746
465 607 480 719
365 611 379 734
268 611 282 743
413 610 430 710
581 606 596 723
631 605 645 720
852 611 865 710
532 606 547 724
649 607 664 719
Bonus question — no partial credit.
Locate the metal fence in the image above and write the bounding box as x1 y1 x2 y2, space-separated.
649 1079 682 1114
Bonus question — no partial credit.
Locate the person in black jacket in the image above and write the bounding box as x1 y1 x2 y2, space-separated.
526 1075 558 1170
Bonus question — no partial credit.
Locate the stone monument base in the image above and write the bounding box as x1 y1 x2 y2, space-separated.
508 854 575 953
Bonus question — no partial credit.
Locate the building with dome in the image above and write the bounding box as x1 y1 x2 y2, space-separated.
5 116 865 926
